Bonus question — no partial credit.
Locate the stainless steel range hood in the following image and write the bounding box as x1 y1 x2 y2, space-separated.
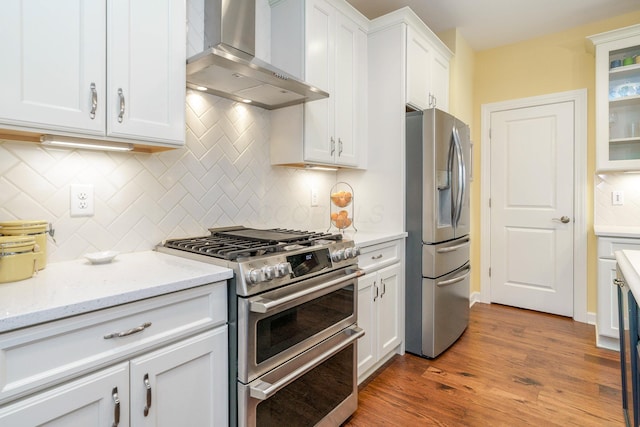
187 0 328 110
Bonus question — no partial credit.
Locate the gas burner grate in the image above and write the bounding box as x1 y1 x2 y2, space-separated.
163 227 343 260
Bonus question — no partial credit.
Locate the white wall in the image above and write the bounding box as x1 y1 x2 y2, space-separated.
0 91 336 263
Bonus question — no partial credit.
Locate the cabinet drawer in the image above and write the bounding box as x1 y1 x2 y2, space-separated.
0 282 226 404
597 237 640 259
358 240 400 271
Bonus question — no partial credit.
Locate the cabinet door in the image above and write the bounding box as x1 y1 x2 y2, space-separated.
130 328 228 427
333 13 359 167
107 0 186 145
431 50 450 112
377 263 402 358
303 0 334 164
406 26 433 111
591 27 640 171
357 273 377 377
598 258 623 339
130 327 228 427
0 0 106 134
0 363 129 427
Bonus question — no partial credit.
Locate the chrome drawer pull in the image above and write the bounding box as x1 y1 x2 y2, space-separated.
143 374 152 416
371 254 383 260
117 88 125 123
436 238 470 253
112 387 120 427
90 83 98 119
103 322 152 339
436 266 471 287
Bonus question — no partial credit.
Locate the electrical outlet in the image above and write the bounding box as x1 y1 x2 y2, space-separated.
612 190 624 206
70 184 95 217
311 187 319 207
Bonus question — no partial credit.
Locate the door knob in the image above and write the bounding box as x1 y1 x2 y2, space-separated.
552 216 571 224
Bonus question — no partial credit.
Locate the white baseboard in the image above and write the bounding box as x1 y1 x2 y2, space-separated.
470 291 481 306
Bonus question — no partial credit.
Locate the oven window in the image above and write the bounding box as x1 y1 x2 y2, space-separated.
256 345 354 426
256 285 354 364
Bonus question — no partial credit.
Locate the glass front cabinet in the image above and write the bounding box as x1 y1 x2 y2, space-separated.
589 24 640 172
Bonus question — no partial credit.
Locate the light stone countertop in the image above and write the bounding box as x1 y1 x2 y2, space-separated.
0 251 233 333
340 230 407 247
615 250 640 301
594 225 640 239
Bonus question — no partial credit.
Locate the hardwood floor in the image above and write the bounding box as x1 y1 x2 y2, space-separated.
344 303 624 426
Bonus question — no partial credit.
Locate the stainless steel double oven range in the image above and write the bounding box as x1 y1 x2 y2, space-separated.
158 226 363 426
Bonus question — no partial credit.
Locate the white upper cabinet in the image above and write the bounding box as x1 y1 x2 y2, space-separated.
107 0 186 145
270 0 367 168
589 24 640 171
406 23 450 111
0 0 186 148
0 1 106 134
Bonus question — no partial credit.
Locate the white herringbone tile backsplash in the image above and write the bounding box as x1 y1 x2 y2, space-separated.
0 91 337 262
595 173 640 226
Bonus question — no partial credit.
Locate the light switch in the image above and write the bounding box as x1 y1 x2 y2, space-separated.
612 191 624 206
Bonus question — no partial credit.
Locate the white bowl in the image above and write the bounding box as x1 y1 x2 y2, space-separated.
84 251 119 264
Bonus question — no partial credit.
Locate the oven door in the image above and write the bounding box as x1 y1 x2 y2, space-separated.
237 267 361 383
239 325 364 427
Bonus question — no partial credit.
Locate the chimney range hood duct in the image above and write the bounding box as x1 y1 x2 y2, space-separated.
187 0 328 110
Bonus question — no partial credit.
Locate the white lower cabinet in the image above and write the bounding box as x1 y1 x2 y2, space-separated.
0 363 130 427
596 236 640 349
357 238 404 383
130 328 228 427
0 283 228 426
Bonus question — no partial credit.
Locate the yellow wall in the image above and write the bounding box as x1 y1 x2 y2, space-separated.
469 11 640 313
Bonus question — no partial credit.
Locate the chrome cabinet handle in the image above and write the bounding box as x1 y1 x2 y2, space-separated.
112 387 120 427
552 216 571 224
330 137 335 155
338 138 343 156
371 254 383 260
117 88 125 123
90 83 98 119
103 322 152 339
380 279 386 298
373 282 379 301
143 374 152 417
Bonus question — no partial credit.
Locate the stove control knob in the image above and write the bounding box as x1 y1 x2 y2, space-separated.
247 269 263 284
332 249 345 262
274 262 292 278
345 247 359 259
262 265 274 281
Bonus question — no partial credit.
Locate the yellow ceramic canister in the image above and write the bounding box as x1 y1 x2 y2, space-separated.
0 220 48 270
0 235 36 283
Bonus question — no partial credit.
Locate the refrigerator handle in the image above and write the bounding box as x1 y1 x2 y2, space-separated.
436 265 471 287
452 126 466 227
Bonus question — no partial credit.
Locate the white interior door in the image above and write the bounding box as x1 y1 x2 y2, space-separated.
490 101 574 316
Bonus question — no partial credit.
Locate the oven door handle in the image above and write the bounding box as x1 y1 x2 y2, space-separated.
249 269 365 314
249 325 364 400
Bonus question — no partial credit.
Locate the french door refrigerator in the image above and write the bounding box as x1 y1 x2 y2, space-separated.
405 108 471 358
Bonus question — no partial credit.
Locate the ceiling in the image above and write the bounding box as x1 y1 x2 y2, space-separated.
345 0 640 51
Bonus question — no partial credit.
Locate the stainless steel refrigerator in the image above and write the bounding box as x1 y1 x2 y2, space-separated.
405 108 471 358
